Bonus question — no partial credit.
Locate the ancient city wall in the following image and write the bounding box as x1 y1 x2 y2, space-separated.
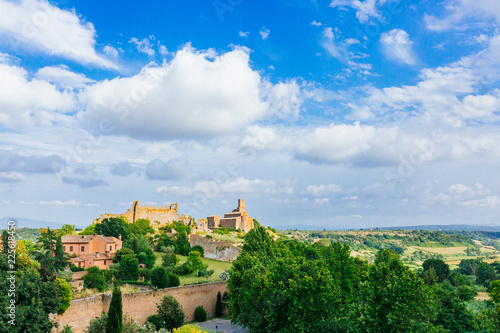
52 282 228 333
191 235 242 262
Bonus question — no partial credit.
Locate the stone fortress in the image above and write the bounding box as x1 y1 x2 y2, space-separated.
205 199 254 233
94 200 193 228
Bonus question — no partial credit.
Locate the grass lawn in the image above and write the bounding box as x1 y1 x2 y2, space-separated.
153 251 233 285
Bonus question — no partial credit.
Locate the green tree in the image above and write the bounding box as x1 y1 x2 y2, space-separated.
94 217 131 241
118 254 139 281
422 258 450 283
151 267 170 289
1 230 9 254
106 282 123 333
55 278 72 314
175 230 190 256
449 271 472 287
112 248 135 263
476 262 497 287
348 249 438 333
163 252 179 267
85 312 107 333
458 259 481 275
79 223 96 235
83 266 113 291
157 295 185 331
186 251 204 275
194 306 207 322
59 224 77 236
0 254 62 333
123 234 151 254
130 218 154 235
190 245 204 257
215 291 223 318
55 236 70 270
432 283 478 332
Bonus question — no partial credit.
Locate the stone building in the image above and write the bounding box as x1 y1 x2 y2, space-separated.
61 234 122 269
207 199 254 233
94 200 192 228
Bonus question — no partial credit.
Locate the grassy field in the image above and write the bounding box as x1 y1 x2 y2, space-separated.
153 251 233 285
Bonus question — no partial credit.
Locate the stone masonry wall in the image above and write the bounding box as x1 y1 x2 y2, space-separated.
190 235 242 262
52 282 228 333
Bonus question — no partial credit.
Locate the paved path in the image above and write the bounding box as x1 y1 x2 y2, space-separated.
191 318 248 333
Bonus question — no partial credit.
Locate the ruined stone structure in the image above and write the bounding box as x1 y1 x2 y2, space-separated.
207 199 254 233
190 234 242 262
51 282 228 333
94 201 192 228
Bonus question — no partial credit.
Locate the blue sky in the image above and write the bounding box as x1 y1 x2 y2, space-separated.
1 0 500 229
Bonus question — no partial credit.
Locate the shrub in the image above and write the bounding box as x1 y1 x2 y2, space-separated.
457 285 478 301
190 245 204 257
194 306 207 322
174 262 193 276
157 295 185 331
55 278 72 314
151 267 170 289
69 264 84 272
83 266 112 291
173 325 212 332
85 313 107 333
163 252 179 267
139 268 152 282
146 314 163 330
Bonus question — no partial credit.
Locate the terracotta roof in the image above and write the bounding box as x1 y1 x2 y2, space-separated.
61 235 121 244
78 253 113 261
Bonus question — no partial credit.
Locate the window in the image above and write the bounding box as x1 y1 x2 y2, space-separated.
104 261 107 265
63 246 66 251
81 246 84 252
109 246 112 251
115 245 117 250
70 246 73 251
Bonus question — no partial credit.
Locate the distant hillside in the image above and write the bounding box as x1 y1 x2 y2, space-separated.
0 216 86 230
276 224 500 232
379 225 500 232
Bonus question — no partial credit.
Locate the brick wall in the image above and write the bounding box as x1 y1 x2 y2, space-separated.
52 282 228 333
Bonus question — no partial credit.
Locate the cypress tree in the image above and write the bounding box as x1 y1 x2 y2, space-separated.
216 291 223 317
106 281 123 333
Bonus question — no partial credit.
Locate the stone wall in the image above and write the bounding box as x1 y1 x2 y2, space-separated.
190 235 242 262
52 282 228 333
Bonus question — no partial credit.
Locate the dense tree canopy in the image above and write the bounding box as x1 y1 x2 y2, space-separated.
94 217 131 241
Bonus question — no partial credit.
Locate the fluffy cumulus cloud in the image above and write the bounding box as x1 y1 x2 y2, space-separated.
0 62 75 128
434 183 500 207
259 27 270 40
145 158 189 180
110 160 134 176
379 29 417 65
36 65 94 90
0 149 65 173
0 0 115 68
425 0 500 31
79 46 302 140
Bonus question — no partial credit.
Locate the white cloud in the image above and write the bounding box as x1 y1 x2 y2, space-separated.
103 45 119 58
310 20 323 26
462 196 500 207
36 65 94 90
425 0 500 31
129 36 155 56
79 46 301 140
0 62 75 128
239 31 249 38
159 44 169 56
157 177 288 197
330 0 390 24
0 0 116 68
321 27 345 60
0 172 25 183
379 29 417 65
304 184 342 196
259 27 270 40
146 158 189 180
40 200 81 206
